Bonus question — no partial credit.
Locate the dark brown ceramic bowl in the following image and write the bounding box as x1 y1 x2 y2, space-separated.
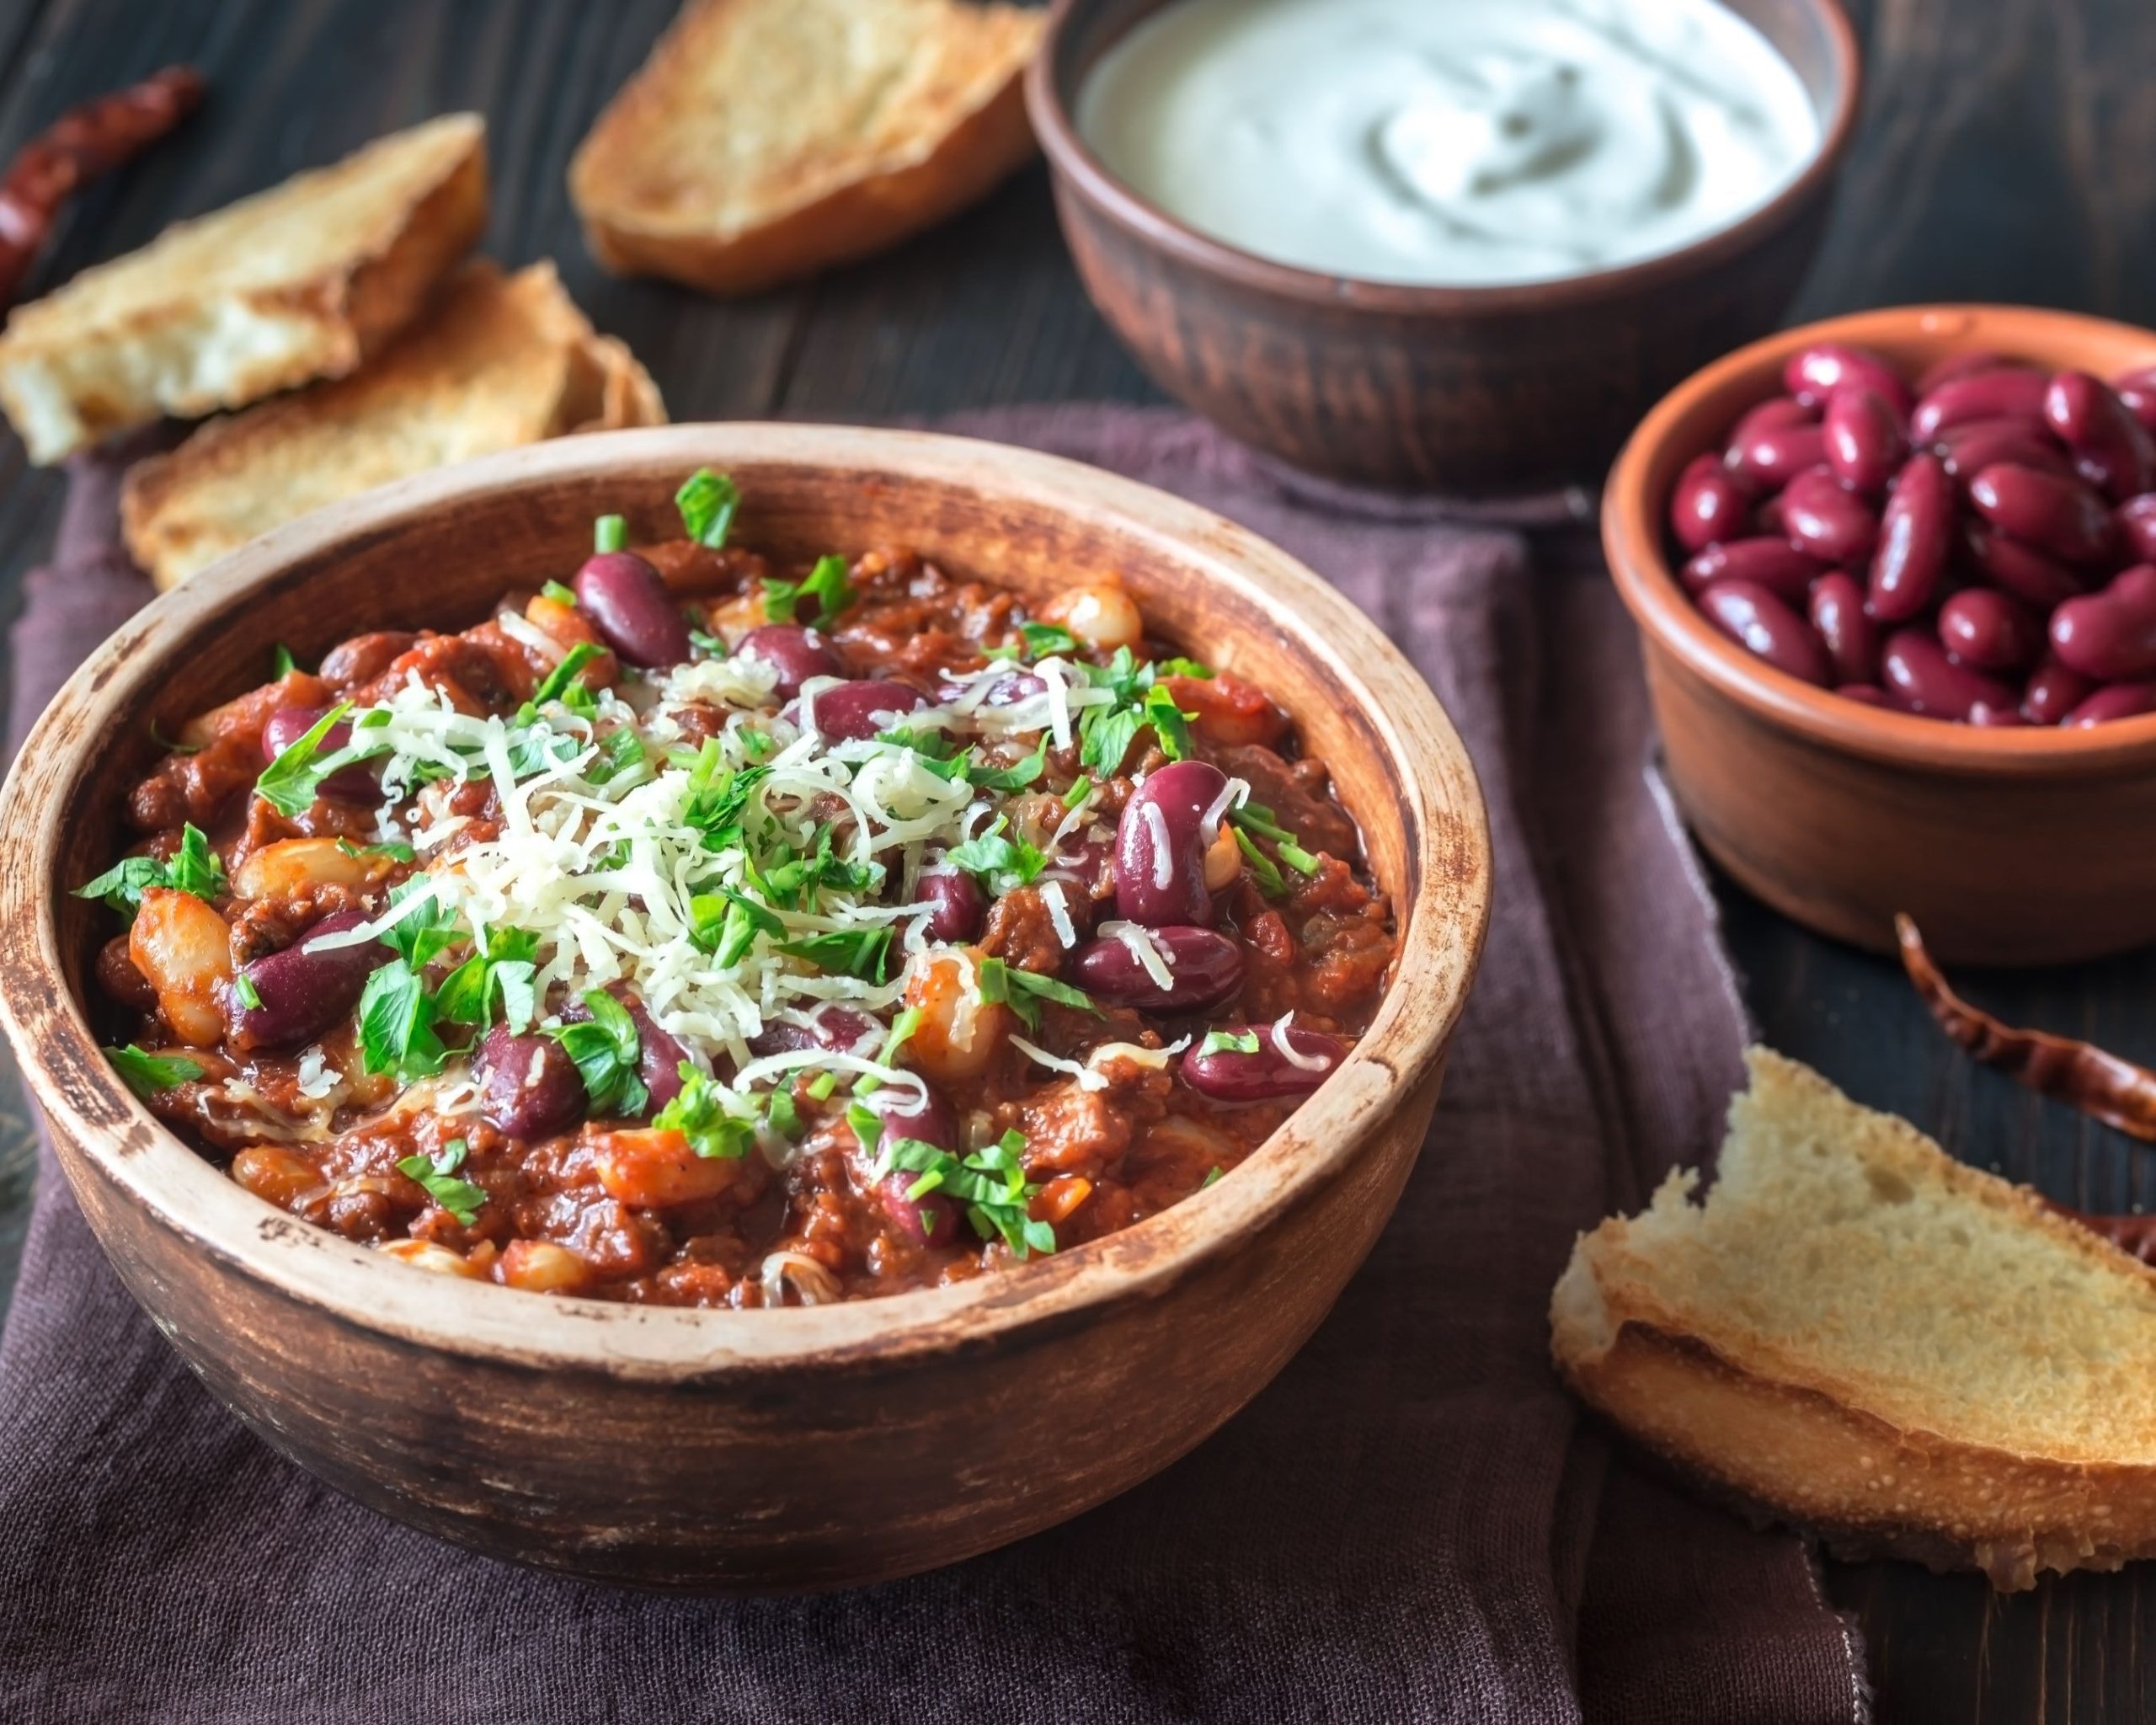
0 425 1491 1592
1027 0 1862 491
1605 304 2156 968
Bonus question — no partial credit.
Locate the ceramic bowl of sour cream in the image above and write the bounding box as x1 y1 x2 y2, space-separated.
1027 0 1861 490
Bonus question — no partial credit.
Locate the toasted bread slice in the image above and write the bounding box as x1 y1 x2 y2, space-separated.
1552 1048 2156 1590
0 113 487 464
120 260 664 590
570 0 1043 296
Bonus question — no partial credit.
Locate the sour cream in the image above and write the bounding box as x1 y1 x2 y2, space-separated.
1076 0 1821 287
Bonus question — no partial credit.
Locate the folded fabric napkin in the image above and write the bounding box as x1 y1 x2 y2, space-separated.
0 407 1868 1723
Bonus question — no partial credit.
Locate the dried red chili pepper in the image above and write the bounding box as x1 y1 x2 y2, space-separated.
1897 912 2156 1140
0 66 205 308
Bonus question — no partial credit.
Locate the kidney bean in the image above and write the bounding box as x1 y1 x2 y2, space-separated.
1785 343 1913 416
558 988 689 1114
1070 925 1243 1013
476 1027 587 1139
261 705 377 803
964 669 1048 708
1967 464 2116 564
1116 759 1230 927
572 551 694 669
1867 453 1955 621
2064 681 2156 727
2044 371 2155 500
2116 366 2156 435
1880 630 2019 721
1732 396 1818 440
2048 564 2156 680
1917 350 2012 396
1807 574 1880 685
1780 468 1879 565
1836 683 1890 706
1182 1022 1348 1103
232 910 392 1050
1822 386 1906 494
1958 521 2086 610
748 1004 880 1058
865 1081 961 1152
1912 367 2050 441
2119 495 2156 563
915 867 986 943
802 678 928 741
1726 420 1827 493
1938 588 2042 672
1695 579 1831 685
1967 703 2027 727
1680 537 1826 601
1669 454 1750 553
1934 417 2075 485
2021 659 2096 725
734 624 838 699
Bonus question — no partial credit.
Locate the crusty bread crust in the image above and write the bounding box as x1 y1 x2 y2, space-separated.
0 114 486 463
1551 1049 2156 1591
569 0 1043 296
120 259 664 590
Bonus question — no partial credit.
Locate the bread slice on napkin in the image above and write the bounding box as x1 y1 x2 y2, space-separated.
569 0 1044 296
120 259 664 590
1552 1047 2156 1591
0 113 486 464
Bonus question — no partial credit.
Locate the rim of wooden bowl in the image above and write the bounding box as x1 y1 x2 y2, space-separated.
0 424 1491 1379
1025 0 1863 313
1604 303 2156 777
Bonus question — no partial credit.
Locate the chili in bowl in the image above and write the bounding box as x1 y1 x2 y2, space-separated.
84 470 1396 1306
0 427 1486 1590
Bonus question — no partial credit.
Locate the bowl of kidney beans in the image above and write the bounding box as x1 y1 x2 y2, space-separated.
1605 305 2156 967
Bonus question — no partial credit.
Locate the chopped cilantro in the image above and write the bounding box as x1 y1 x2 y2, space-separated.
105 1044 203 1098
1156 657 1214 679
1201 1029 1262 1056
887 1129 1055 1258
357 959 447 1080
978 956 1097 1032
655 1065 758 1160
944 821 1047 893
1020 622 1079 659
688 887 782 966
432 927 540 1033
552 990 648 1118
594 514 627 553
967 739 1049 793
396 1140 486 1226
676 468 741 548
74 822 224 916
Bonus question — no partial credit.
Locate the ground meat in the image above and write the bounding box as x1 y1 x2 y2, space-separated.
1217 744 1359 861
981 886 1065 975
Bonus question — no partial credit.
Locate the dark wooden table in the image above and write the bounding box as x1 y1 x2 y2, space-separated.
1 0 2153 1715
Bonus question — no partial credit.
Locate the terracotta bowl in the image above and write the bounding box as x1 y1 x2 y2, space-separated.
1605 304 2156 968
1026 0 1862 492
0 425 1490 1591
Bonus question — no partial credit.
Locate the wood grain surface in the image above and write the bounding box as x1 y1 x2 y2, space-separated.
0 0 2153 1710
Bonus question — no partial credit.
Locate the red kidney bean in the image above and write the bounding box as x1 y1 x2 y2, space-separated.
1680 537 1826 601
856 1083 963 1247
1917 350 2012 395
2044 371 2155 500
1836 683 1889 706
1695 579 1831 685
476 1027 586 1140
734 624 838 699
1181 1022 1348 1103
1880 630 2018 720
1967 703 2027 727
2064 681 2156 727
960 668 1047 708
1753 494 1786 536
1785 343 1913 416
261 705 378 803
1668 454 1751 553
558 987 689 1114
1937 588 2042 671
1912 367 2050 441
1822 386 1906 494
1934 417 2075 485
801 678 928 741
1958 521 2087 610
572 552 694 669
915 867 986 943
1732 396 1818 441
1807 574 1880 685
2115 366 2156 435
1726 420 1827 493
1868 453 1955 621
1116 759 1230 927
232 910 392 1050
1780 468 1879 565
1070 925 1243 1012
2049 564 2156 680
1968 464 2116 564
865 1082 960 1152
2021 659 2095 725
2118 494 2156 563
748 1004 880 1058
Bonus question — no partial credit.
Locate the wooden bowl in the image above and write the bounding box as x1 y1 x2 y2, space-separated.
1026 0 1862 492
1605 305 2156 968
0 425 1490 1591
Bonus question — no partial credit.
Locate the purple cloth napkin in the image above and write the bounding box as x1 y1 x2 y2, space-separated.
0 407 1869 1723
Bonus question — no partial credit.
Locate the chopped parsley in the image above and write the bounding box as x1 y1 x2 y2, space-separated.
105 1044 203 1097
357 959 446 1080
73 823 225 916
676 468 741 548
689 886 783 966
886 1129 1056 1258
977 956 1097 1032
431 927 540 1033
780 926 894 985
1019 622 1079 659
1201 1029 1262 1056
528 641 605 711
396 1139 486 1226
967 739 1049 793
1229 803 1321 877
551 989 648 1117
761 554 852 625
1200 1167 1225 1188
655 1065 760 1160
338 838 416 864
944 820 1047 894
253 702 378 818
